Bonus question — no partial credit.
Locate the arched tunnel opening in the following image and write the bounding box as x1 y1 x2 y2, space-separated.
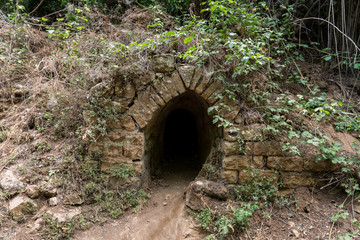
163 109 198 163
143 91 215 184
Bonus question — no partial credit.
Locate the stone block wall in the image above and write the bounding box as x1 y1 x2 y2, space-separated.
86 54 340 189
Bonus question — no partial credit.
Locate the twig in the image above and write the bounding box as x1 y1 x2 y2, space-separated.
29 0 45 15
295 17 360 63
0 160 10 173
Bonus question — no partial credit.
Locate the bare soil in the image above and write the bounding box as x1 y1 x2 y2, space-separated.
74 162 207 240
73 168 360 240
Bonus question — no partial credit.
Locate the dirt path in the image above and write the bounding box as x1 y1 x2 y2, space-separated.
75 163 206 240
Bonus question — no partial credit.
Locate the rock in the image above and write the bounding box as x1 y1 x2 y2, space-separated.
253 141 283 156
190 180 228 200
9 195 38 218
223 155 251 170
28 218 44 234
222 170 238 184
42 187 57 198
152 54 175 73
267 156 304 172
25 185 40 199
90 82 113 98
177 65 195 88
115 82 135 99
120 115 136 131
63 194 84 205
185 182 226 211
46 207 81 222
281 172 316 188
48 197 58 206
0 170 22 195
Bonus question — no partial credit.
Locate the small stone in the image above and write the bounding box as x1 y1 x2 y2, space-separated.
25 185 40 199
90 82 113 98
9 195 38 218
42 187 57 198
46 207 81 223
48 197 58 206
0 170 22 195
64 194 84 205
163 202 167 206
292 229 300 238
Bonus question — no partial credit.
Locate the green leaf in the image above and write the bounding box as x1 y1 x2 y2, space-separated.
354 63 360 69
324 55 332 61
184 36 193 44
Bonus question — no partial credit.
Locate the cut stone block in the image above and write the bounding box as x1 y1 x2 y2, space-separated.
267 156 304 172
177 65 195 88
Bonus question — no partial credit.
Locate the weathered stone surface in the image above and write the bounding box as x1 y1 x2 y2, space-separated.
224 141 242 156
189 68 202 90
120 115 136 131
238 170 278 185
46 207 81 222
223 105 241 122
100 157 134 172
42 187 57 198
195 70 213 95
267 156 303 172
127 132 144 145
191 180 228 200
222 170 238 184
253 156 264 168
149 86 165 106
177 65 195 88
234 113 244 125
239 124 265 141
153 78 173 102
9 195 38 218
224 124 265 142
123 144 143 159
202 79 223 100
253 141 283 156
129 96 159 128
223 155 251 170
64 194 84 205
304 158 340 172
207 92 221 105
0 170 22 195
90 82 113 98
48 197 58 206
102 142 123 157
224 126 240 142
281 172 316 188
115 82 135 99
152 54 175 73
163 71 186 95
25 185 40 199
88 142 104 156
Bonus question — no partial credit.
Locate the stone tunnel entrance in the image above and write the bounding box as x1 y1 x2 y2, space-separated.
143 91 215 184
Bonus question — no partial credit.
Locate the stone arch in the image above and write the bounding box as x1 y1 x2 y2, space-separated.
143 90 217 182
88 56 346 189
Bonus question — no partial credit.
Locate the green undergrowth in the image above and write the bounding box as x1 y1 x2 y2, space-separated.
191 169 284 239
